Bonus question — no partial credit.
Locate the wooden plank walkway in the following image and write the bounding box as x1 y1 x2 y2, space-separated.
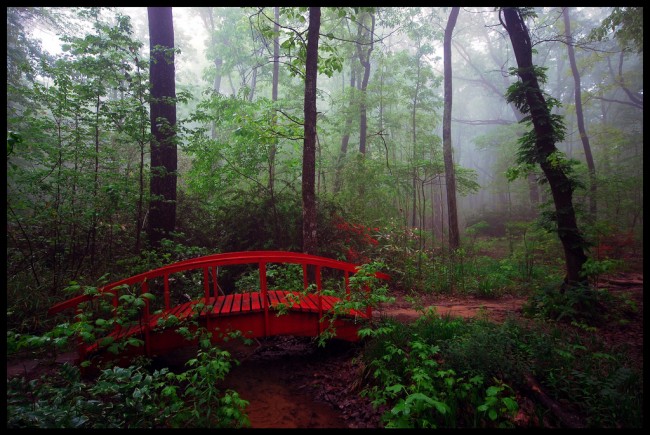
85 290 367 355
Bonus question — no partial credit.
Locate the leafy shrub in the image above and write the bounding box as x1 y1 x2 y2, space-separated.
361 333 518 428
522 283 636 326
7 337 250 428
361 311 643 428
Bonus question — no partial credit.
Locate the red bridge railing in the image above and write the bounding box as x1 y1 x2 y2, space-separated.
48 251 390 359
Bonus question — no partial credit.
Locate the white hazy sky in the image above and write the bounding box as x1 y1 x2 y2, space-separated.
33 7 208 59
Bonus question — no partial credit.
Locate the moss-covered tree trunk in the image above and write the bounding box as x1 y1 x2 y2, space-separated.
502 7 588 288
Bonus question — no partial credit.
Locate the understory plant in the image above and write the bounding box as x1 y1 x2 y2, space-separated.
360 323 518 428
7 327 250 428
360 307 643 428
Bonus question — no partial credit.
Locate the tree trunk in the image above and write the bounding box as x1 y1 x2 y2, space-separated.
147 7 177 248
443 7 460 250
333 56 357 194
563 7 597 218
269 6 279 195
268 6 282 244
302 7 320 255
357 12 375 155
502 7 588 288
411 55 422 228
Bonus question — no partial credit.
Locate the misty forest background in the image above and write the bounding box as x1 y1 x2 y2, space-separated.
6 6 644 429
8 7 642 312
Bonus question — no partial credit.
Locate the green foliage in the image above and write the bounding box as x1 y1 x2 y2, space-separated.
361 312 643 428
588 7 643 53
522 282 636 327
361 331 518 428
7 353 249 429
8 325 250 428
234 263 304 292
177 337 250 428
7 8 152 314
318 261 394 346
116 235 213 277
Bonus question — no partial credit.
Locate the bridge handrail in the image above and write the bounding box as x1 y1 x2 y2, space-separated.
48 251 389 316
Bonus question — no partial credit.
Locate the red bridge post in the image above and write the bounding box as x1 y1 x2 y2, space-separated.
260 261 269 337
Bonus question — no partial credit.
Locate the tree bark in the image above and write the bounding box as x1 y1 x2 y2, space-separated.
269 6 279 194
563 7 597 217
302 7 320 255
502 7 588 288
356 12 375 155
268 6 281 243
333 56 356 194
147 7 177 248
443 7 460 250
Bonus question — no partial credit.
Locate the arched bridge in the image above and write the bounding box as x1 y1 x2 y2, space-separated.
48 251 390 363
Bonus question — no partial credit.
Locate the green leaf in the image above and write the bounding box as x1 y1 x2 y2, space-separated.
99 336 115 346
502 397 518 412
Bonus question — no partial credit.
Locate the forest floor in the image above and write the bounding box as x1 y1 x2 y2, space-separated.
6 271 643 428
299 270 644 428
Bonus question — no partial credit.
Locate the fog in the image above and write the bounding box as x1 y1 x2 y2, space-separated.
13 6 644 241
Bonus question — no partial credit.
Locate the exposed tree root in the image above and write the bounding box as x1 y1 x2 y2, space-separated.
523 373 586 428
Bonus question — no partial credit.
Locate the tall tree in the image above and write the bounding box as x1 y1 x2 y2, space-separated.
333 53 357 194
196 7 222 95
147 7 177 248
356 10 375 155
302 7 320 255
443 7 460 250
501 7 588 288
269 6 280 196
563 7 597 217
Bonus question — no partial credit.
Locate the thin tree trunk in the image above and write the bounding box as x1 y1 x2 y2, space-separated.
357 12 375 155
443 6 460 250
90 94 100 267
333 56 356 194
411 56 422 228
268 6 281 243
248 65 257 101
563 7 597 217
302 7 320 255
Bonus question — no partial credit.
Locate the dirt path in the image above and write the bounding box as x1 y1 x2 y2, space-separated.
374 293 528 324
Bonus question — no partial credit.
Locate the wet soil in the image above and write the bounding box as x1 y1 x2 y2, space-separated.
218 337 352 428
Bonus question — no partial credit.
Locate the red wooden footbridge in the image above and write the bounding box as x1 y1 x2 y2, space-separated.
48 251 389 363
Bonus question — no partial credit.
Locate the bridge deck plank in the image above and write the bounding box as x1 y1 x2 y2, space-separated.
321 295 338 311
231 293 243 314
218 295 234 315
250 292 261 311
200 297 216 315
304 294 321 312
285 291 307 312
268 291 282 310
178 300 200 320
240 293 252 312
211 295 227 314
165 302 185 318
